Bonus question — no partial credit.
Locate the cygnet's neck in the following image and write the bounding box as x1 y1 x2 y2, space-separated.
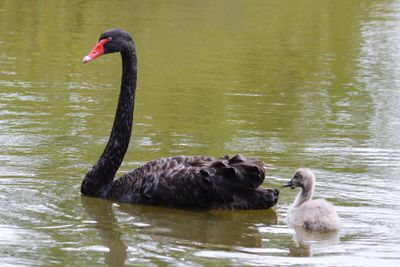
293 183 314 208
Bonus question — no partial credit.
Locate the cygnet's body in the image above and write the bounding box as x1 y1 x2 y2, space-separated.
284 168 340 231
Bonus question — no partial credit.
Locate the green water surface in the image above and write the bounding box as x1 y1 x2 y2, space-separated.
1 0 400 266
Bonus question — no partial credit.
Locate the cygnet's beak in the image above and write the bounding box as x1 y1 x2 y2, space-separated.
283 179 295 189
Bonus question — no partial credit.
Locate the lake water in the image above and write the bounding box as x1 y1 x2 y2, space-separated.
1 0 400 266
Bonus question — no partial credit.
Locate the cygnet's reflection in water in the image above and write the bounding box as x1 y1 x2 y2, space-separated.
80 196 277 266
289 227 340 257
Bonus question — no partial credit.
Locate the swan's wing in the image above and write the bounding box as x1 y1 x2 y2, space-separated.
205 154 266 190
145 154 265 206
107 156 213 202
108 154 270 208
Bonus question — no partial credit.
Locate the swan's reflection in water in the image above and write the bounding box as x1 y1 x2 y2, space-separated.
81 196 277 266
289 227 340 257
80 197 127 266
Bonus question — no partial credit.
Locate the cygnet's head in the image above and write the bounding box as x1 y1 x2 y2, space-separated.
283 168 316 190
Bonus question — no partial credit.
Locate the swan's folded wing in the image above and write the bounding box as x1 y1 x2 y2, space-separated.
208 154 265 190
108 154 267 208
141 156 214 206
144 154 266 207
108 156 213 204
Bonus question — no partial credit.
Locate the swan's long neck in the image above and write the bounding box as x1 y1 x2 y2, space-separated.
81 43 137 196
293 183 314 208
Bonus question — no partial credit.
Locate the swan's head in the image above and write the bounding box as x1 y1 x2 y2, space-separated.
283 168 316 190
83 28 134 64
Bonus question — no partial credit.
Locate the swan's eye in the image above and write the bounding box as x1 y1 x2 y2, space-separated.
107 37 112 42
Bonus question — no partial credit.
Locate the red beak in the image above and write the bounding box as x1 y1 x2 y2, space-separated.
83 39 108 64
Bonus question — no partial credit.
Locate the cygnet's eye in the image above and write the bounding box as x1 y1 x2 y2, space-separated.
293 174 303 183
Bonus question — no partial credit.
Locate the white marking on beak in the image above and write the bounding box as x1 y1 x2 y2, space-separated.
83 55 92 64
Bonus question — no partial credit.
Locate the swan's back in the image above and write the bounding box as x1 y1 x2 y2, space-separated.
287 199 341 231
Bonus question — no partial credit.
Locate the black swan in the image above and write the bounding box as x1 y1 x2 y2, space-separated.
283 168 340 231
80 29 279 209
